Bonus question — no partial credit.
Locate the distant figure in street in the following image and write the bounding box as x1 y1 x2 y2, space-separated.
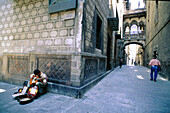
119 58 123 68
134 61 137 66
138 61 140 66
149 56 161 82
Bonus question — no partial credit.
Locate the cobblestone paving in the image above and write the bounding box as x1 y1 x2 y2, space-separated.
0 66 170 113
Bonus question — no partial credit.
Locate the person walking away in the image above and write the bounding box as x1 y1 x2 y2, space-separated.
134 61 137 66
149 56 161 82
119 58 123 68
138 61 140 66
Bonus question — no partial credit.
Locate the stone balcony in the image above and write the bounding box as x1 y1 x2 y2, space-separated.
123 31 145 40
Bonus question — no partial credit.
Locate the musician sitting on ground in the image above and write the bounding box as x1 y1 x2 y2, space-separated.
30 69 48 92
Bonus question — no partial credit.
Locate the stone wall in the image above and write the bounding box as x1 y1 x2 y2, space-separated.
0 0 111 97
81 0 109 85
83 0 108 54
145 1 170 80
0 0 83 87
0 0 76 54
0 56 2 74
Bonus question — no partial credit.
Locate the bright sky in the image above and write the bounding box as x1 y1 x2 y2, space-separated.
129 0 145 9
129 44 137 58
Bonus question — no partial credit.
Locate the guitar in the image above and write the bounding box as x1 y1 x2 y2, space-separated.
29 75 40 85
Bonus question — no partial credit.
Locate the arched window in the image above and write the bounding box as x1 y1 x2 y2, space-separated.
139 21 145 34
125 26 129 33
130 24 138 34
138 26 141 33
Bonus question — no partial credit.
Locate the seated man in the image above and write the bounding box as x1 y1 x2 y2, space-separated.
30 69 48 93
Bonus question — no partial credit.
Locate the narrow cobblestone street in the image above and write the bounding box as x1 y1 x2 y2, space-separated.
0 66 170 113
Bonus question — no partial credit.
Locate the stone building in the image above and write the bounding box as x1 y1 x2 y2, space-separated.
144 0 170 80
0 0 119 97
116 0 146 66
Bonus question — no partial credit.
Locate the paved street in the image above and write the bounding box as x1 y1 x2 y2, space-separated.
0 65 170 113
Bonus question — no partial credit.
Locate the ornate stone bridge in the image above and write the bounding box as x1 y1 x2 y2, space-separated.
122 33 145 49
122 8 146 49
115 8 146 66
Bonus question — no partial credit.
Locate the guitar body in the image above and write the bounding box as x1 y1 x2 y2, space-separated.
29 75 40 85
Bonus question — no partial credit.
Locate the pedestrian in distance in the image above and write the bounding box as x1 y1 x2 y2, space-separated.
149 56 161 82
119 58 123 68
134 61 137 66
138 61 140 66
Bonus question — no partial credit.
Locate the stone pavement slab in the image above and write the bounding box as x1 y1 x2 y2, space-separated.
0 66 170 113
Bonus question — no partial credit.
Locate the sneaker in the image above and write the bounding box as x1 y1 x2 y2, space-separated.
154 80 156 82
150 79 153 81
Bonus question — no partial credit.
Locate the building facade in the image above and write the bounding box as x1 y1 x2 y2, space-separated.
144 0 170 80
0 0 118 97
116 0 146 66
